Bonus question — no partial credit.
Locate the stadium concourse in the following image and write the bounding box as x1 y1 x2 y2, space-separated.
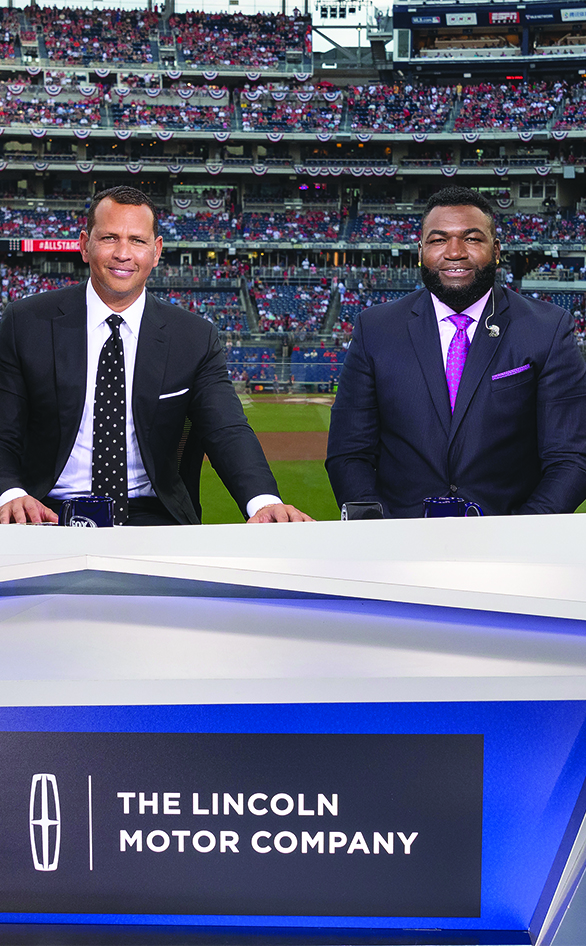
0 1 585 388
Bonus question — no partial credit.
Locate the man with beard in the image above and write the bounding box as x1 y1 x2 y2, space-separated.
326 186 586 517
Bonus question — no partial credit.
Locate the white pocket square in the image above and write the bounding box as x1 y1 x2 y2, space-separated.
159 388 189 400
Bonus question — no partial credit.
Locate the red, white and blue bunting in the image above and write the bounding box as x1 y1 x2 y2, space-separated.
8 83 25 94
26 65 42 75
243 90 262 101
355 134 372 143
493 167 508 176
206 198 223 210
323 91 341 102
535 166 551 176
167 164 183 173
251 165 267 175
126 163 143 174
295 73 311 82
167 69 182 80
385 166 398 176
328 167 343 176
296 91 314 102
206 162 224 175
372 167 387 177
0 129 5 136
115 87 131 97
306 166 322 176
462 132 480 142
349 167 364 176
177 88 194 99
76 162 94 173
496 197 513 208
316 132 332 142
74 128 91 139
214 131 231 141
44 85 61 96
271 91 288 101
0 160 6 171
115 129 132 140
202 71 219 81
34 161 49 171
441 166 458 177
146 88 161 97
30 128 47 138
412 133 428 143
518 131 534 142
552 130 568 140
79 86 96 96
157 130 174 141
246 72 261 82
174 198 192 209
294 165 306 175
95 68 110 78
208 88 227 99
362 169 374 176
266 132 284 142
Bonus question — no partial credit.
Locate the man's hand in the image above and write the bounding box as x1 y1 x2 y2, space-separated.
0 496 59 524
247 503 314 523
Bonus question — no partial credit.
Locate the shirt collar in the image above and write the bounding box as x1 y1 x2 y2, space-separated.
86 278 146 339
430 288 492 326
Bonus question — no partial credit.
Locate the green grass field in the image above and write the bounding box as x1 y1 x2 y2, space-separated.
199 394 586 522
200 395 340 523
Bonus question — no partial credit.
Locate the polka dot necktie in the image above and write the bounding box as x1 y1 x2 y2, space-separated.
445 314 473 414
92 314 128 524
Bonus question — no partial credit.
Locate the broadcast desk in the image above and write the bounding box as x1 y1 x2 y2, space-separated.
1 515 586 946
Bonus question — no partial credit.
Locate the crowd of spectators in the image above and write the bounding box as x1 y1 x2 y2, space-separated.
351 214 421 243
0 8 19 59
0 207 86 238
0 94 102 127
26 5 157 65
252 283 330 333
337 288 407 327
454 80 566 131
240 82 342 132
158 210 240 242
554 83 586 130
155 288 246 332
168 11 310 69
242 211 340 243
111 100 232 131
348 82 455 133
0 266 78 305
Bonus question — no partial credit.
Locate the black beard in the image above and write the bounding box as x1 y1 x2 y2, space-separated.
421 259 497 310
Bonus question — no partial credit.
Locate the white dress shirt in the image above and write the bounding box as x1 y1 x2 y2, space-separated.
1 280 280 518
431 288 492 367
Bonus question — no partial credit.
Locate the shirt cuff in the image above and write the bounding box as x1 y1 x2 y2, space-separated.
0 487 28 507
246 494 282 518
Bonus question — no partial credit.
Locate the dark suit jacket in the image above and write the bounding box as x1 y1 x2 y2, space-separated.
0 281 279 523
326 285 586 517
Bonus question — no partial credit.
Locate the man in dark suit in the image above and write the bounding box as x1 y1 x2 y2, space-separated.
327 186 586 517
0 186 311 525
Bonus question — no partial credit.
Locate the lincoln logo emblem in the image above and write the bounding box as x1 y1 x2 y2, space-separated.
29 774 61 871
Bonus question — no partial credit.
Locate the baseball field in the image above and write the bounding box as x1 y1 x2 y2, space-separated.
200 393 586 522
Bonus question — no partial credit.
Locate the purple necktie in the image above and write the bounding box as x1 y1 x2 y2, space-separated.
445 314 473 413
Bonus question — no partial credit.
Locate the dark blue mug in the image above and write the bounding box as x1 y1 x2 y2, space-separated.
58 495 114 528
423 496 483 518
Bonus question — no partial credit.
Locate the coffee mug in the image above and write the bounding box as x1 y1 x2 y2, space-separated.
423 496 483 518
59 495 114 528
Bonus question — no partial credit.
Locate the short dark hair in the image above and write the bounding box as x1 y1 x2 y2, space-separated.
86 186 159 238
421 186 496 239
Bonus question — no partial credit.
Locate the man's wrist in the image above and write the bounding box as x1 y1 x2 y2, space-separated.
0 487 27 506
246 494 282 518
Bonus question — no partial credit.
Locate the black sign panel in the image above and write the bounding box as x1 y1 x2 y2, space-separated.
0 733 483 918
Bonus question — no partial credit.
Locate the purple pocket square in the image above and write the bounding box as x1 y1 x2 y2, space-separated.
492 364 531 381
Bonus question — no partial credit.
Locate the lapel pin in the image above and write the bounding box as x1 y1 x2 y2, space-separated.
489 325 500 338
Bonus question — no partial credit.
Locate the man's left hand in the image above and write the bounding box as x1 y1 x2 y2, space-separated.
247 503 314 523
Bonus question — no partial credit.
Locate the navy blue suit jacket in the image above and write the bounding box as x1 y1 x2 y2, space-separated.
0 281 279 523
326 285 586 517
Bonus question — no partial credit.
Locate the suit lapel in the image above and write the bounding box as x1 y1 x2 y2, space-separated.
407 292 452 437
133 292 170 437
448 286 511 444
52 281 88 445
